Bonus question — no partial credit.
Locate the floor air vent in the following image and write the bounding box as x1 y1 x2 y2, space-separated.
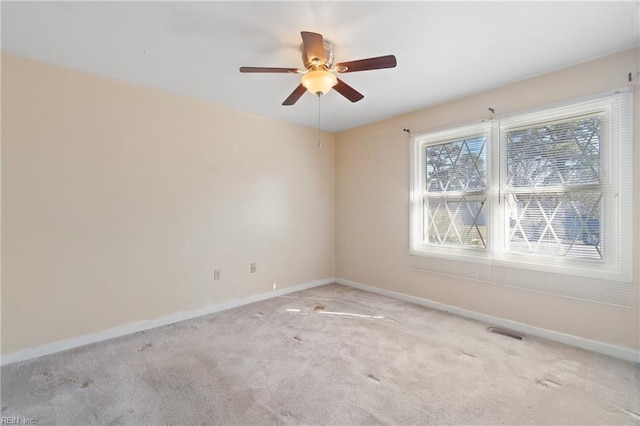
488 327 524 340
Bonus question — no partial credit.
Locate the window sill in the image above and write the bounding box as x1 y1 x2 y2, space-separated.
410 246 631 284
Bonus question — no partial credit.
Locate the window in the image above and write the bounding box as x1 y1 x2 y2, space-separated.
503 114 604 261
410 92 633 290
421 126 490 250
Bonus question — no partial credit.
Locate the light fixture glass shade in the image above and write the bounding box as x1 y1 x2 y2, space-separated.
301 70 338 95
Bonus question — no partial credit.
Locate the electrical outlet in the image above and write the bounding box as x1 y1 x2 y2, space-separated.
250 263 256 273
213 269 221 280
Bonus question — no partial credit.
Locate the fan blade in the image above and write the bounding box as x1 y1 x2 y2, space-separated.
334 78 364 103
282 84 307 106
301 31 325 64
240 67 300 73
335 55 397 73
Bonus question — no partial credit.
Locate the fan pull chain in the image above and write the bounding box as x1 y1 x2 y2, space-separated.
317 93 322 148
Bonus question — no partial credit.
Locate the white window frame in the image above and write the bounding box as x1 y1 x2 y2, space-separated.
410 91 633 284
410 122 493 261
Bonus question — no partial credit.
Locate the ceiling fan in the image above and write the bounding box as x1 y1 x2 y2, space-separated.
239 31 397 106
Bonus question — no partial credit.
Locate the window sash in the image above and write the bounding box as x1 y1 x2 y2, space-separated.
412 123 492 254
499 111 608 263
504 114 603 189
422 195 488 249
501 190 604 261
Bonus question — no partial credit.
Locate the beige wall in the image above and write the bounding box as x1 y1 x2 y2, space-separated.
336 48 640 350
1 53 335 354
3 48 639 356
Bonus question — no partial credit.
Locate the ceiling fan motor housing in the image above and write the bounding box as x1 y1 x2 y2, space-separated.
302 38 335 70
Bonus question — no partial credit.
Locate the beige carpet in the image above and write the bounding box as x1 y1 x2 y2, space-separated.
2 283 639 425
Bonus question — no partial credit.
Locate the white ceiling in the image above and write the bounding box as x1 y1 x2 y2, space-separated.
2 1 639 133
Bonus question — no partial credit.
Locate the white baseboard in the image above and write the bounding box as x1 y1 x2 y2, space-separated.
6 277 636 366
336 278 640 364
1 278 334 366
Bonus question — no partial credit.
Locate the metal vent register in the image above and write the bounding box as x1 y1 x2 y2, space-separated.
488 327 525 340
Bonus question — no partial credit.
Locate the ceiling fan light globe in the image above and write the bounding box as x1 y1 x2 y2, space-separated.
301 70 337 96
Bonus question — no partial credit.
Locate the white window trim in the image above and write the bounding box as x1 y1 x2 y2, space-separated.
410 122 493 260
410 91 633 286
